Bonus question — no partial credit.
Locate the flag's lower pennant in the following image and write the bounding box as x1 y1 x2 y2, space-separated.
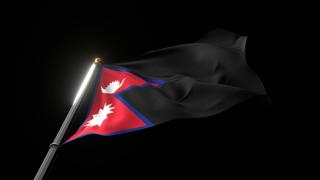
65 66 165 143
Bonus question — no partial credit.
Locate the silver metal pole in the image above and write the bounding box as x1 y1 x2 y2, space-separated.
34 58 102 180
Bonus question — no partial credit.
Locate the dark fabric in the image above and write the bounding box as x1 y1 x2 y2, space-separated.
110 29 267 125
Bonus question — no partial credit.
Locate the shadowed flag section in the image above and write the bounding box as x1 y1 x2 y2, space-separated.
65 29 267 143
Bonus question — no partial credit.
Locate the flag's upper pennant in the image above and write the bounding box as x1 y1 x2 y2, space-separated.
65 66 164 143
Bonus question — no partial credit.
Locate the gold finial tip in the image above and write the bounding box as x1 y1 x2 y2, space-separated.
94 57 102 64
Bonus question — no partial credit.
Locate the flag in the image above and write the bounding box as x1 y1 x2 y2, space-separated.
65 29 267 143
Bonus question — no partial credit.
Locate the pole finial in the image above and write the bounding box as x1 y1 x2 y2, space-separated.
94 57 102 64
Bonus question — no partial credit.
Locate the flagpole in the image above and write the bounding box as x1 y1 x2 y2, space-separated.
34 58 102 180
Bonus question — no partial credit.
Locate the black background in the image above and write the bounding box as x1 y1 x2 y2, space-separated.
16 2 275 179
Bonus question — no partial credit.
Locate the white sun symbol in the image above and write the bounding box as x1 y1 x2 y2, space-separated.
85 104 115 128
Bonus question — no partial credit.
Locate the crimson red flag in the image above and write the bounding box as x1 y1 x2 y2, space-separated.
65 66 165 143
